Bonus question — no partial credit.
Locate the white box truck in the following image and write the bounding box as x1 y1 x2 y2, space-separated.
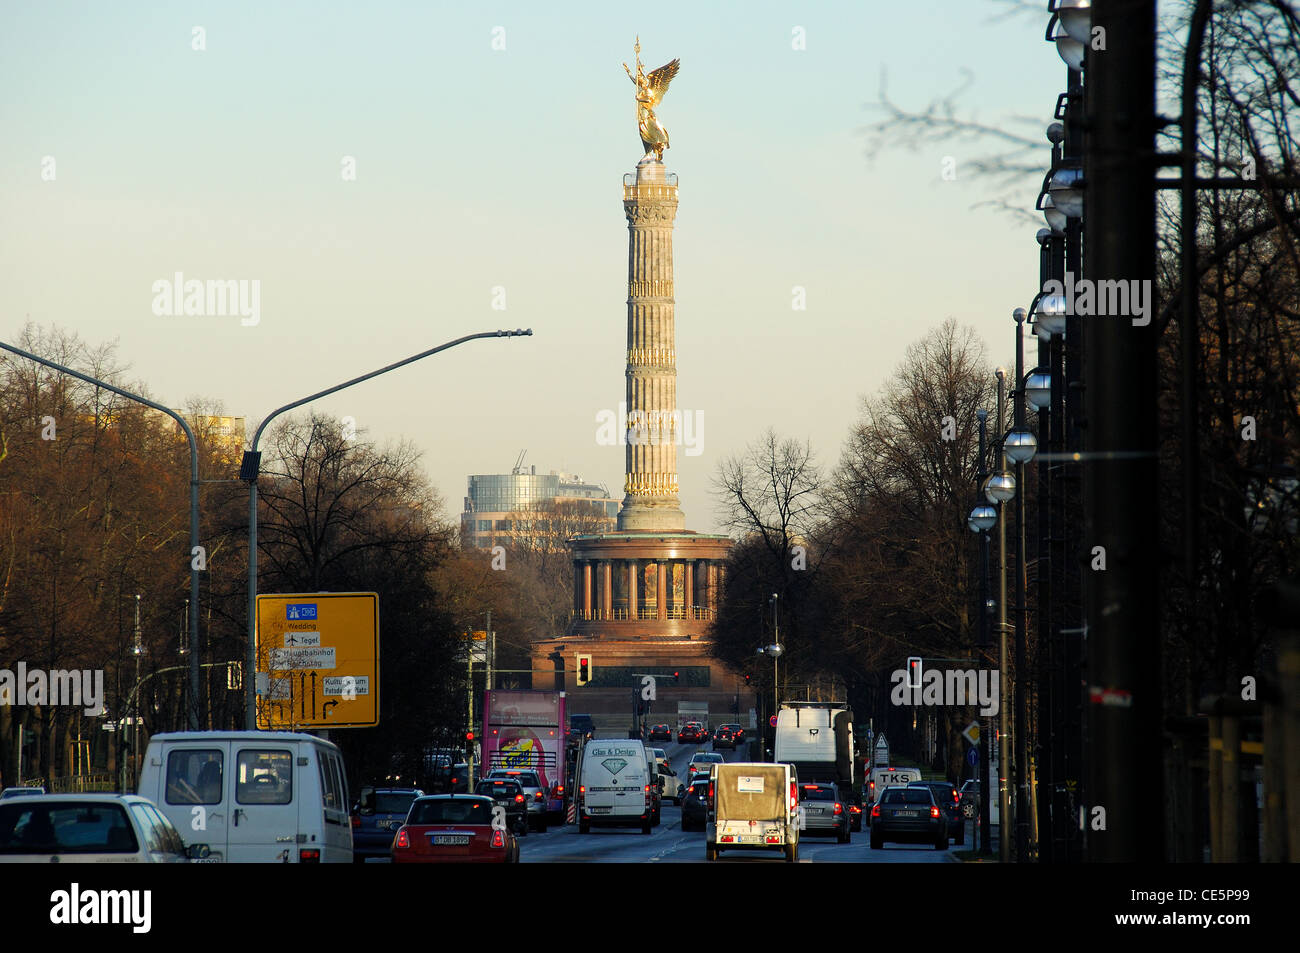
706 761 800 863
774 702 854 790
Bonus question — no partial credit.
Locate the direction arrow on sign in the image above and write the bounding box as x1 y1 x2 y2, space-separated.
967 746 979 766
962 721 981 746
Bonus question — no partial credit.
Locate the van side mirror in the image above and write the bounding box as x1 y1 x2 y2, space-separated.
186 843 211 860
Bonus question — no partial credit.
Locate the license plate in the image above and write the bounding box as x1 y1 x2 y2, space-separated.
896 810 917 817
378 819 396 829
432 835 470 846
807 807 824 815
589 807 611 814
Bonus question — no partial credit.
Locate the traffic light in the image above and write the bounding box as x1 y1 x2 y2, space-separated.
466 731 474 742
743 674 751 685
576 654 592 687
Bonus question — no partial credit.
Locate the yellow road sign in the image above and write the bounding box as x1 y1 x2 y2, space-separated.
256 592 379 729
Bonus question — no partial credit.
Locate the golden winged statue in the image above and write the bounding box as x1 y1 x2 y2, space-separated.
623 37 679 162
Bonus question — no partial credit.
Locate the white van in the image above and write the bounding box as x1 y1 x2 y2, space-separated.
866 765 922 805
138 731 352 863
707 762 800 863
577 739 653 834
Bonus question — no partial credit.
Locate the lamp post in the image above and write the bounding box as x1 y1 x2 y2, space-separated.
994 368 1011 862
240 329 532 729
1012 307 1033 861
969 408 998 855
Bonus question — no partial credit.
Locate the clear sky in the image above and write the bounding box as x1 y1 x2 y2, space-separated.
1 1 1067 533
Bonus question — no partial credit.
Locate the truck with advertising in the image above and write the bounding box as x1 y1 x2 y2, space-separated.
773 701 855 792
706 761 800 863
482 689 567 821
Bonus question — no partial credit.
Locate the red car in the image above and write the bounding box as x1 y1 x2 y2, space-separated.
391 794 520 863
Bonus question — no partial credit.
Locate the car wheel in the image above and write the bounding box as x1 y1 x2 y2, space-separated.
935 831 948 850
961 801 977 819
784 842 798 863
579 818 590 834
706 844 718 861
642 820 652 835
837 826 850 844
870 830 883 850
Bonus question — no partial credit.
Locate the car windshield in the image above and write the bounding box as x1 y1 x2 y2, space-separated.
476 782 520 797
407 798 493 825
0 802 139 854
800 786 836 802
883 789 934 805
495 773 538 786
374 792 419 815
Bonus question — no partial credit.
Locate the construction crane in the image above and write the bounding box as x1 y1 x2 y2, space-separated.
511 449 527 475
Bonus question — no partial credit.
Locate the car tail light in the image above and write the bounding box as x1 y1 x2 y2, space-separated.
534 791 544 801
833 803 843 815
350 814 360 829
515 794 525 803
930 805 941 818
850 805 861 815
555 785 564 796
871 805 880 818
790 781 798 810
394 828 410 848
299 848 321 862
490 829 506 849
708 781 714 801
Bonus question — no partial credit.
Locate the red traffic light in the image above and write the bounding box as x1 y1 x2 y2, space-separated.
466 731 475 742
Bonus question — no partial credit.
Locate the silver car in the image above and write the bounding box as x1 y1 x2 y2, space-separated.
483 769 548 832
0 794 198 863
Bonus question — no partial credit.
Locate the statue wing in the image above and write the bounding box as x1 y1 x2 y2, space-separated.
645 59 680 106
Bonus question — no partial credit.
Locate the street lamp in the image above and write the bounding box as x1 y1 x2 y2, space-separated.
1004 428 1038 464
969 406 996 856
1024 368 1053 412
983 473 1017 505
1051 0 1093 45
1032 291 1068 339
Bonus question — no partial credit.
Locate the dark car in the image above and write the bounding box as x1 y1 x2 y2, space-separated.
473 779 529 836
483 769 548 832
908 780 964 844
712 726 735 750
720 723 745 744
648 724 672 742
392 795 519 864
847 790 865 832
569 714 596 741
351 786 425 862
677 722 704 744
448 763 470 794
870 785 947 850
681 778 711 832
797 782 851 843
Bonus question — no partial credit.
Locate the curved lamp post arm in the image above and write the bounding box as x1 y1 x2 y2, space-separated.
241 328 533 729
0 340 203 731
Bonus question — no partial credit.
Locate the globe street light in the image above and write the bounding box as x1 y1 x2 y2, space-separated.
984 473 1017 504
1024 368 1053 412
